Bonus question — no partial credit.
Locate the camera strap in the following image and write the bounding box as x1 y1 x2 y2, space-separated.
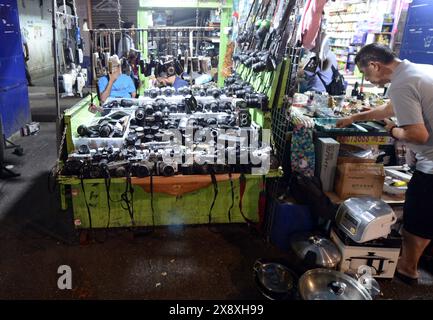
121 168 135 226
239 173 258 227
79 166 93 230
150 169 155 229
227 171 235 222
316 71 328 91
208 169 219 224
103 172 112 229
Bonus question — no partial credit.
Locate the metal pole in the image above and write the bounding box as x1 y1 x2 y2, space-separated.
52 0 61 154
87 0 93 29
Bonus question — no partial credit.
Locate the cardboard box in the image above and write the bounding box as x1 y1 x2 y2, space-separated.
330 228 401 278
315 138 340 192
337 156 376 164
334 163 385 199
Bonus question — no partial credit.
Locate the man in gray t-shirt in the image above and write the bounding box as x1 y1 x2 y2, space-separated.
336 43 433 285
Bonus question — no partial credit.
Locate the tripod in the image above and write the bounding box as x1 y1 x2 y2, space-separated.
0 116 22 179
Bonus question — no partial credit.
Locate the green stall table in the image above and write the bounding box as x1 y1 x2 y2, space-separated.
59 173 272 228
60 95 279 229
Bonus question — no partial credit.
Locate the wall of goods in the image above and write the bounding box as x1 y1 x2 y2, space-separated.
325 0 405 75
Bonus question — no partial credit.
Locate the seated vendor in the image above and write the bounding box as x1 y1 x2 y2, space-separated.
98 55 137 104
155 71 188 91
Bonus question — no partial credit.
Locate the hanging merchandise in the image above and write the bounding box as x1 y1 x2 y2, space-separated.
297 0 327 50
56 0 87 98
234 0 300 73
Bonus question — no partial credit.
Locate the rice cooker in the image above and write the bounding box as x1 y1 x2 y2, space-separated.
335 196 397 243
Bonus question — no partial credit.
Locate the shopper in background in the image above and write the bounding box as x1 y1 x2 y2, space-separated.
21 30 33 86
117 22 137 58
336 43 433 285
98 55 136 104
155 71 188 91
298 36 339 94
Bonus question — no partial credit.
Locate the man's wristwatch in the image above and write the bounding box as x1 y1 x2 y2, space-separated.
389 125 398 140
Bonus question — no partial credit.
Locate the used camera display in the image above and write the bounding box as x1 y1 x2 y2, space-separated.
67 83 275 178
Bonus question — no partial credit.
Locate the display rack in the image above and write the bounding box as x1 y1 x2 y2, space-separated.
137 0 233 86
52 0 82 152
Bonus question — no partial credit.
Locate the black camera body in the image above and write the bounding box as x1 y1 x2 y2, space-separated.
245 93 269 110
131 160 155 177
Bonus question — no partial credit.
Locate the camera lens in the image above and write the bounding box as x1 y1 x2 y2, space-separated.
210 129 219 138
114 166 127 177
169 104 178 113
154 132 164 142
133 163 151 177
151 125 160 133
125 133 137 146
207 88 221 99
163 87 174 97
178 87 191 96
135 108 146 121
159 162 176 176
210 103 219 113
120 99 134 108
154 111 163 122
64 159 84 175
79 145 90 155
235 90 246 98
99 123 113 137
144 134 154 142
144 105 154 116
77 125 88 137
143 126 151 134
149 88 159 98
207 118 217 125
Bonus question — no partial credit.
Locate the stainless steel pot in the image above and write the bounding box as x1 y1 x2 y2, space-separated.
290 233 342 269
299 268 372 300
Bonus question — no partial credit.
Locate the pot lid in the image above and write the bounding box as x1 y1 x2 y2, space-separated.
254 260 296 294
299 268 372 300
290 233 342 268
